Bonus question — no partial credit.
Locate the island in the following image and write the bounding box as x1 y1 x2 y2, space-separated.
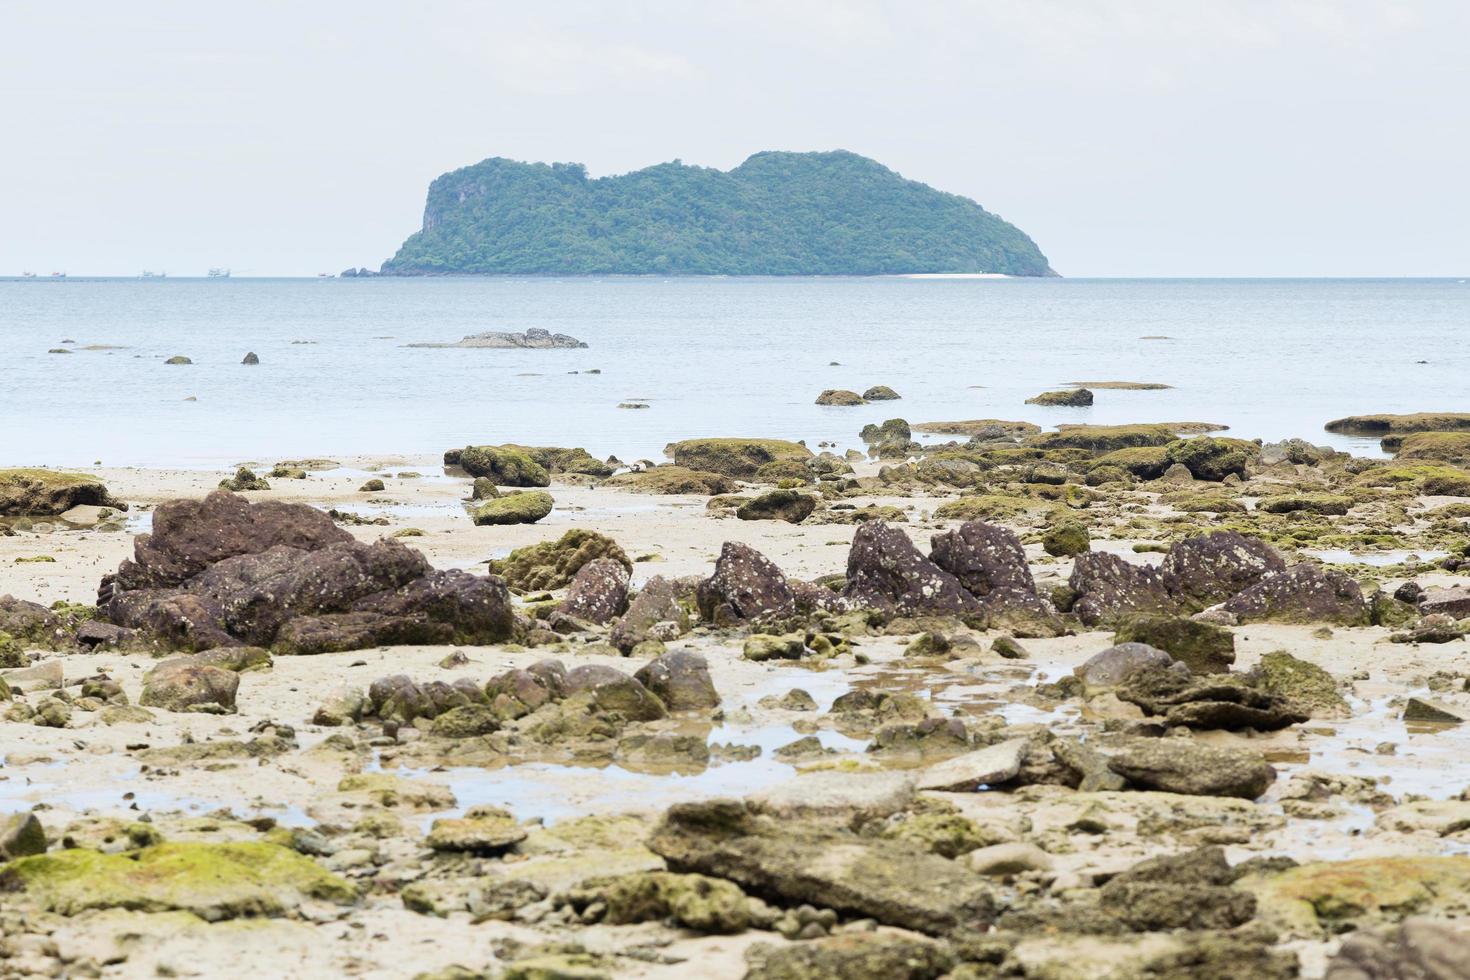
380 150 1055 277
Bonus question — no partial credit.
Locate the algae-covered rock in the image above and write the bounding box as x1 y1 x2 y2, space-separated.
863 385 902 401
1106 737 1276 799
0 469 127 517
490 529 630 591
816 389 866 406
669 438 813 479
1247 855 1470 937
744 932 954 980
471 491 553 525
139 657 240 712
1392 430 1470 465
602 466 736 495
1112 614 1235 674
933 495 1033 522
1165 436 1254 481
0 841 356 919
1091 446 1171 479
1029 424 1178 452
451 446 550 487
561 870 751 932
1325 412 1470 436
1042 518 1090 557
1258 493 1353 516
737 489 817 524
164 355 192 365
1250 650 1349 718
218 467 270 492
479 444 615 478
426 806 526 854
1027 388 1093 407
0 811 47 860
1222 565 1370 626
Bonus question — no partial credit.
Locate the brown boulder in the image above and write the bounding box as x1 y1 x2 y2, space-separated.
842 521 982 618
696 542 796 622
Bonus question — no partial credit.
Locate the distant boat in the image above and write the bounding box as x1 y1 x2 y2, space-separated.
21 271 36 278
317 272 334 278
141 270 166 278
49 272 66 279
207 267 231 278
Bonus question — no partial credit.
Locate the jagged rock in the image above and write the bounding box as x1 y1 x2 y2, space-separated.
1116 667 1308 731
929 520 1036 598
1402 698 1465 724
1106 737 1276 798
1250 651 1350 718
1112 614 1236 674
218 468 269 492
843 521 982 618
634 650 719 712
1160 530 1286 607
558 558 630 625
74 620 134 649
610 576 690 652
1222 565 1370 626
1327 918 1470 980
1069 552 1176 626
697 542 796 622
491 529 630 591
648 799 995 935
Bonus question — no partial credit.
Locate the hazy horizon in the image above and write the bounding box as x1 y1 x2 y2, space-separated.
3 1 1466 278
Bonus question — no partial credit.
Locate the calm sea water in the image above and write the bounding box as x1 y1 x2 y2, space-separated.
2 276 1466 469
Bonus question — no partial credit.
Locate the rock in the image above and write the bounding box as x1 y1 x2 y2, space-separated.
447 444 612 478
1 660 63 691
914 737 1030 791
1159 530 1287 607
742 633 806 661
428 704 500 737
1419 588 1470 619
1042 519 1090 557
964 842 1053 876
736 489 817 523
408 328 587 349
816 389 866 406
470 490 554 525
165 355 192 365
1115 667 1308 731
648 799 995 935
0 841 356 919
559 558 630 625
992 635 1029 659
668 438 813 479
1403 697 1465 724
1165 436 1252 481
744 933 954 980
1111 614 1235 673
426 806 526 854
1069 552 1176 626
312 685 367 726
1250 651 1350 718
603 466 737 495
842 521 982 618
863 385 902 401
610 576 690 653
452 445 550 487
102 492 514 652
563 664 666 721
217 468 270 491
1326 918 1470 980
1097 846 1257 931
1 811 46 859
1026 388 1093 406
1074 642 1178 692
490 529 630 592
1249 855 1470 937
1222 565 1371 626
0 469 126 517
696 542 796 622
751 771 915 821
0 595 66 646
358 478 384 492
929 520 1037 598
74 620 134 649
470 476 498 500
241 352 259 365
139 657 239 712
484 661 565 720
560 870 751 933
634 650 719 711
1106 736 1276 798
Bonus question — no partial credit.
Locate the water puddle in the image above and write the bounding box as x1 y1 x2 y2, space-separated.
1306 549 1448 567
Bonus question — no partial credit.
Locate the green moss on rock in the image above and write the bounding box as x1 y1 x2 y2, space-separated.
668 438 812 479
0 469 126 517
471 491 554 525
452 446 550 487
489 529 630 590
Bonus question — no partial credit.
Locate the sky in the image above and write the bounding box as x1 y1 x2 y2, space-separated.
1 0 1466 277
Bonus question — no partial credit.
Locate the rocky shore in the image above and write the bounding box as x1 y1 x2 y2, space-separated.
4 419 1470 978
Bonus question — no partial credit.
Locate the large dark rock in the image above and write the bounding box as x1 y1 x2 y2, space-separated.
842 521 982 618
558 558 630 625
929 520 1035 598
1112 613 1236 674
0 595 66 646
1222 565 1371 626
139 657 240 712
611 576 690 653
696 542 796 622
99 491 514 652
649 799 995 935
1115 666 1309 731
1160 530 1287 607
563 664 667 721
1069 552 1176 627
1326 918 1470 980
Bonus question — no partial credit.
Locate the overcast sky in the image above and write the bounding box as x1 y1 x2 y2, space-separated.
2 1 1465 277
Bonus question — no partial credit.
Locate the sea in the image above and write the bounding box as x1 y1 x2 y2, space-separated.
2 276 1466 469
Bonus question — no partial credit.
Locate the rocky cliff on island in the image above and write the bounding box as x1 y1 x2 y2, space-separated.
381 150 1055 277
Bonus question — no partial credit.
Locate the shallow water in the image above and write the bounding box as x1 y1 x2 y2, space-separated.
3 276 1467 468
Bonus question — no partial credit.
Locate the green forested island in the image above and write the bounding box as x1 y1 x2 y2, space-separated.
380 150 1055 277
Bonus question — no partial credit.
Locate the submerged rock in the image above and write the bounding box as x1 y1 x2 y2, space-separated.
1027 388 1093 406
816 389 866 406
408 328 587 349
